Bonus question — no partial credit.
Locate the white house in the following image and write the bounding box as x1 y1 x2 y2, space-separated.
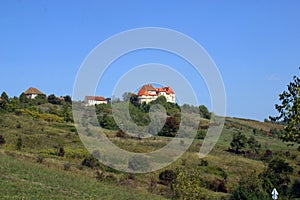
85 96 107 106
24 87 44 99
137 84 175 104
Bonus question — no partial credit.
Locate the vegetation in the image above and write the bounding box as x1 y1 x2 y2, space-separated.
270 72 300 147
0 90 299 199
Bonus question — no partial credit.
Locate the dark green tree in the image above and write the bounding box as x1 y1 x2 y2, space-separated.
199 105 211 119
260 158 293 196
64 95 72 103
270 73 300 147
19 92 29 103
230 132 247 153
247 136 261 154
1 92 9 102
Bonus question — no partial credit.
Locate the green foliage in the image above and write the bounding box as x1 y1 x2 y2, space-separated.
230 172 269 200
1 92 9 102
47 94 62 105
247 135 261 154
16 136 23 151
270 73 300 146
82 155 100 169
159 169 177 186
173 168 208 199
230 132 248 153
98 114 118 130
158 116 180 137
290 178 300 198
260 158 293 196
128 155 150 172
19 92 29 103
199 105 211 119
196 129 207 139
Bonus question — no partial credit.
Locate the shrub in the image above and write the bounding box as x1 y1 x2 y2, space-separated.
199 159 208 166
16 136 23 151
36 155 44 163
82 155 100 169
64 163 71 171
159 169 177 186
0 135 5 146
128 155 150 172
57 145 65 157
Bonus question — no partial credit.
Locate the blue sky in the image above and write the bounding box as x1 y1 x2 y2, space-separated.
0 1 299 121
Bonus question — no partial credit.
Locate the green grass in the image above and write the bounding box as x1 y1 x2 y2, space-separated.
0 151 165 200
0 112 299 199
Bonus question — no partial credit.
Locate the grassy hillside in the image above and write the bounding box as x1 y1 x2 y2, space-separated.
0 101 299 199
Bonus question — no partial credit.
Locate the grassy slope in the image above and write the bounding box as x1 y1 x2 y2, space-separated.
0 151 165 200
0 112 299 199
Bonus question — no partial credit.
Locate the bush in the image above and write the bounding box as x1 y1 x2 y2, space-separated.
0 135 5 146
199 159 208 166
57 145 65 157
159 169 177 186
82 155 100 169
128 155 150 172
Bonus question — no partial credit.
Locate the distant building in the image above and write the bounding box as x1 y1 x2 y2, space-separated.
85 96 107 106
137 84 175 104
0 97 2 102
24 87 44 99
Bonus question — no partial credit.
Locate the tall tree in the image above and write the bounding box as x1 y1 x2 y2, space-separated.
270 72 300 147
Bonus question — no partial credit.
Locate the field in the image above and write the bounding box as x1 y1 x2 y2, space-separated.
0 109 299 199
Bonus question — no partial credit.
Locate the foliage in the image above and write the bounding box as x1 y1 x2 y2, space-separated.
158 116 180 137
230 132 248 153
0 135 5 146
82 155 100 169
270 73 300 146
16 136 23 151
260 158 293 196
247 135 261 154
290 178 300 198
1 92 9 102
230 172 269 200
57 145 65 157
159 169 177 186
173 168 208 199
128 155 150 172
196 129 207 139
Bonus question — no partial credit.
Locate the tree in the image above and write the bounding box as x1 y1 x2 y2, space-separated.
64 95 72 103
270 73 300 146
260 158 293 196
230 132 247 153
247 136 261 154
199 105 211 119
1 92 9 102
19 92 29 103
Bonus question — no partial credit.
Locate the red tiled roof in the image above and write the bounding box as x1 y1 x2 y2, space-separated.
85 96 106 101
24 87 44 95
137 84 175 96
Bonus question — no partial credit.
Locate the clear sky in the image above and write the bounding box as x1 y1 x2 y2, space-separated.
0 1 299 121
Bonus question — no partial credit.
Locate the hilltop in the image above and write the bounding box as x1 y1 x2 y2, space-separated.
0 92 299 199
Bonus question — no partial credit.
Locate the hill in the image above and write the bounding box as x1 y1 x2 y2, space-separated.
0 96 299 199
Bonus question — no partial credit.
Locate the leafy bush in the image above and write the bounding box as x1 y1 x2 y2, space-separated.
128 155 150 172
159 169 177 186
82 155 100 169
0 135 5 146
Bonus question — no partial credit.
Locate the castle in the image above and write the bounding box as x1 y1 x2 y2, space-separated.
137 84 175 104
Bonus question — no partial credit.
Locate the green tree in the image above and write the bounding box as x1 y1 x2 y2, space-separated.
230 132 248 153
270 73 300 146
260 158 293 196
199 105 211 119
1 92 9 102
247 135 261 154
19 92 29 103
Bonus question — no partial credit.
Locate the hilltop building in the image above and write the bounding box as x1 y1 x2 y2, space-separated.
137 84 175 104
24 87 44 99
85 96 107 106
